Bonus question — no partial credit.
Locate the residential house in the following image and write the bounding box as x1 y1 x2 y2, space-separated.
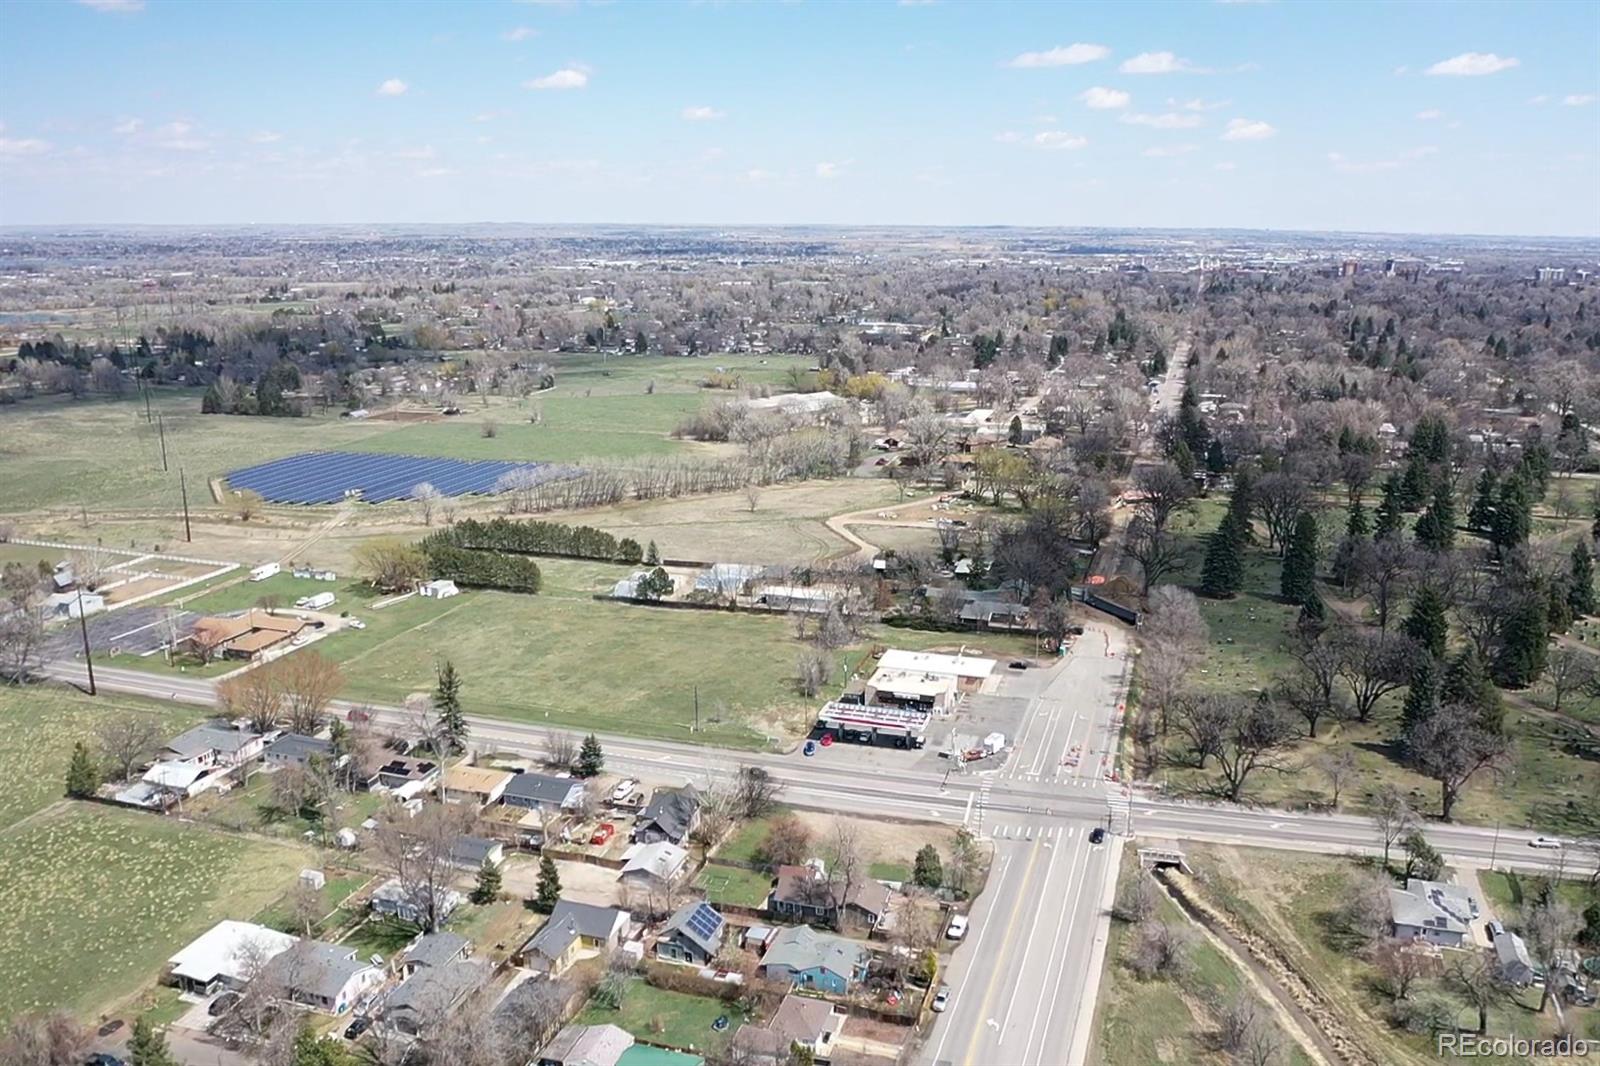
500 771 586 815
263 733 340 771
1494 929 1537 987
655 901 725 967
632 786 700 845
1388 878 1481 948
756 925 871 994
518 900 631 977
186 610 317 661
619 842 689 889
733 994 847 1064
450 835 505 871
165 920 297 996
768 865 893 931
371 756 440 793
441 764 513 808
370 878 465 927
537 1023 634 1066
265 940 385 1015
382 937 492 1037
161 721 266 771
399 932 471 976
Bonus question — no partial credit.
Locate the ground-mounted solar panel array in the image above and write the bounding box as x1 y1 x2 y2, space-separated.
227 451 576 504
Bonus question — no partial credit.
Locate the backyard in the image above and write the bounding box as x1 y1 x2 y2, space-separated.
576 977 743 1051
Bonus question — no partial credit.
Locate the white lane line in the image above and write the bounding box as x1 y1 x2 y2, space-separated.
1023 826 1081 1064
1032 827 1095 1065
927 851 1015 1066
997 833 1063 1043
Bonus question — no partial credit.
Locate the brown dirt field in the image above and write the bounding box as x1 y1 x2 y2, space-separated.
101 575 175 603
789 810 963 870
498 853 622 907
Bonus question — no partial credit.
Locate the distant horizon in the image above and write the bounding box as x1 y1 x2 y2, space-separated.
3 1 1597 236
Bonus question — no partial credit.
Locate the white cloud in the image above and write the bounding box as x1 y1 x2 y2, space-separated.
1327 145 1436 174
1425 52 1519 77
112 118 143 135
1221 117 1276 141
524 68 588 90
1007 43 1110 69
0 136 50 156
815 160 850 179
1415 108 1442 120
1121 111 1202 129
1563 94 1597 106
77 0 143 11
743 168 774 182
502 26 537 41
1528 95 1549 105
681 105 726 121
1120 51 1207 75
1213 161 1237 171
1031 131 1088 150
376 78 409 96
1143 144 1197 157
248 130 283 144
1171 96 1228 111
1079 86 1130 110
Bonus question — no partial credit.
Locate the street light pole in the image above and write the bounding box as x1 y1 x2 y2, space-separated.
1490 818 1501 870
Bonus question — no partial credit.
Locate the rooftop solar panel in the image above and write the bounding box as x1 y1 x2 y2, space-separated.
226 451 577 505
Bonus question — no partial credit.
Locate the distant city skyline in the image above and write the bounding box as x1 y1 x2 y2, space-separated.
2 0 1597 236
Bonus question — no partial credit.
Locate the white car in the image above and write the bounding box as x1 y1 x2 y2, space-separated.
931 985 950 1012
946 915 968 940
1528 837 1563 850
346 619 367 630
611 779 637 803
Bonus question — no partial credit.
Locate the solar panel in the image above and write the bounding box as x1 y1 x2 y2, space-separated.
226 451 578 505
686 902 723 938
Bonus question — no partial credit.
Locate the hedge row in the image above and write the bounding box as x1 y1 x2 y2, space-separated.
444 517 643 564
420 537 542 594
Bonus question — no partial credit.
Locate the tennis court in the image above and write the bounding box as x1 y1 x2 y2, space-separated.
226 451 576 504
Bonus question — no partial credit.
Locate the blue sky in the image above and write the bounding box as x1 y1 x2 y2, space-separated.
2 0 1597 235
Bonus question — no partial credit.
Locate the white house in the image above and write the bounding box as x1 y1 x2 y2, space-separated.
166 920 298 996
1388 878 1481 948
618 842 689 888
160 722 266 771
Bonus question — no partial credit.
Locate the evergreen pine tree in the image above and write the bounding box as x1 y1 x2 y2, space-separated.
1546 577 1574 636
913 844 944 889
1402 585 1449 659
1442 647 1503 733
1569 541 1596 618
1225 470 1256 543
1205 438 1228 474
1171 440 1196 480
1399 454 1431 511
1200 510 1246 599
1491 591 1549 688
645 540 660 566
1467 467 1498 533
1346 499 1371 538
1414 482 1457 553
433 659 467 752
576 733 605 778
65 741 99 798
129 1017 178 1066
1008 415 1023 446
1491 475 1532 554
1401 654 1440 738
532 854 562 913
471 858 502 904
1280 511 1320 605
1375 475 1405 540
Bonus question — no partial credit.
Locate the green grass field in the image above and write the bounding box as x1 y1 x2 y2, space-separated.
0 804 311 1023
0 353 808 514
694 866 774 908
576 977 743 1050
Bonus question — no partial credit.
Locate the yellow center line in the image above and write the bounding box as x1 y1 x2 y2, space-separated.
961 836 1046 1066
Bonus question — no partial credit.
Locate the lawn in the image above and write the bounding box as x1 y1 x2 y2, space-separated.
0 684 201 831
334 559 840 748
694 865 774 908
1475 869 1597 919
1184 844 1570 1066
0 804 311 1023
192 771 386 842
576 977 741 1051
183 572 367 615
1091 848 1314 1066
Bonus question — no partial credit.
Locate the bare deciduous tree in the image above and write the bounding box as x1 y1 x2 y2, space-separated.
274 651 345 734
96 713 164 782
411 481 441 526
373 802 473 933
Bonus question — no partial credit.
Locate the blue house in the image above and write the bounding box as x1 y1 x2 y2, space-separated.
756 925 871 995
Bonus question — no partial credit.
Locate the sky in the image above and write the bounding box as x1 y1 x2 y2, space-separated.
1 0 1598 236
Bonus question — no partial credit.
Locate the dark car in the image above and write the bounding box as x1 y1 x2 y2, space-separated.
344 1016 371 1041
86 1056 126 1066
1008 660 1030 670
94 1020 124 1038
1089 827 1106 845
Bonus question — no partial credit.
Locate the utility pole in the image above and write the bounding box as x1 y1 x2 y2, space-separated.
179 467 193 543
157 413 169 472
75 586 96 696
693 686 700 734
142 380 153 424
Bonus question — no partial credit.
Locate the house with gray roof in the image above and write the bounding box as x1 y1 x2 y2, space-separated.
537 1023 634 1066
1494 929 1537 986
655 901 725 966
632 786 700 845
263 733 339 770
501 771 586 814
370 878 464 927
1388 878 1480 948
450 835 505 871
161 721 266 770
265 940 385 1015
619 841 689 888
400 932 470 975
733 994 846 1064
756 925 871 995
382 953 492 1037
519 901 631 977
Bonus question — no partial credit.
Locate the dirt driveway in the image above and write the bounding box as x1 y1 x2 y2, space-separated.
500 853 622 907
